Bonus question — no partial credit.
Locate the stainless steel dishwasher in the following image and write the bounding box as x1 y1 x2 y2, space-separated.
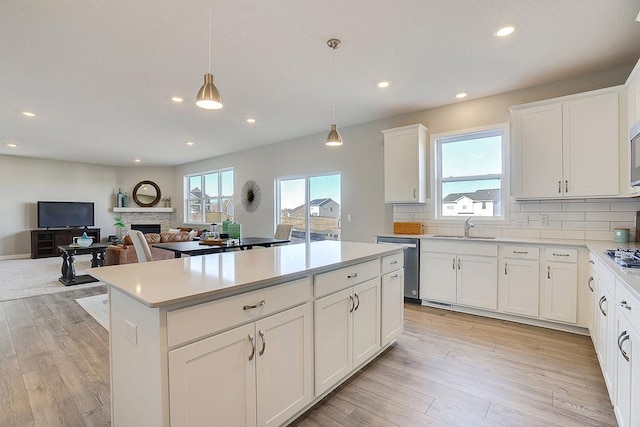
376 236 420 302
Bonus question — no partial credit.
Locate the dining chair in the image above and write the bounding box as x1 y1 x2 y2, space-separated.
129 230 153 262
274 224 293 240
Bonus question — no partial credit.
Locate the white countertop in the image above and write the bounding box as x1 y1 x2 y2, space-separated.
376 232 588 247
586 241 640 297
88 241 404 308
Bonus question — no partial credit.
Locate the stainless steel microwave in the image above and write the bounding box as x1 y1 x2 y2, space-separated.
631 120 640 186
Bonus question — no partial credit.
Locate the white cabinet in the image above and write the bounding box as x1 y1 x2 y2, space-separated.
314 277 381 396
627 58 640 130
512 88 620 199
420 241 498 310
168 303 313 427
381 254 404 346
587 253 598 340
542 249 578 324
383 124 427 203
594 265 616 395
498 246 540 317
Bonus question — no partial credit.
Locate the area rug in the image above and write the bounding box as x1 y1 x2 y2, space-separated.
0 255 104 302
75 293 109 330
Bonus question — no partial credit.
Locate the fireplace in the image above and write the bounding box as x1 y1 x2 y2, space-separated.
131 224 161 234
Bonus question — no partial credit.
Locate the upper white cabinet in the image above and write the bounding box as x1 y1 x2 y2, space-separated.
626 58 640 131
511 88 620 199
383 124 427 203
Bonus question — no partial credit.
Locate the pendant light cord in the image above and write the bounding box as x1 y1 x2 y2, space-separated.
331 46 336 124
207 2 212 74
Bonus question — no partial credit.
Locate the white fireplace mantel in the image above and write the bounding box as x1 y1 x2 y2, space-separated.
113 207 174 213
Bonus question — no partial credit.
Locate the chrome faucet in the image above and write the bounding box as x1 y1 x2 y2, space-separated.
464 217 475 238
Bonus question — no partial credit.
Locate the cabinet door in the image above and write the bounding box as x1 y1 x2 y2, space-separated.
457 255 498 310
383 125 426 203
586 273 596 336
614 315 632 427
421 252 457 303
381 269 404 346
352 278 381 368
498 258 539 317
514 103 563 198
595 286 616 394
543 262 578 323
562 92 619 197
255 303 313 427
168 323 256 427
314 288 352 396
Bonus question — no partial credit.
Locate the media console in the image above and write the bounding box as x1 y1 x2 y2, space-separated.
30 228 101 259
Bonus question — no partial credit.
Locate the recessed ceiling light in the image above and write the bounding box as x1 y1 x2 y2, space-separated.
246 118 256 123
6 143 17 148
186 141 195 146
134 159 142 163
171 97 184 103
22 111 36 117
456 92 468 99
495 25 516 37
377 81 390 88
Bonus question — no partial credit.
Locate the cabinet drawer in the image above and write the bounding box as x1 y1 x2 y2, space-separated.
499 245 540 260
167 277 311 347
599 264 615 294
315 259 380 298
616 279 640 331
381 252 404 274
545 248 577 263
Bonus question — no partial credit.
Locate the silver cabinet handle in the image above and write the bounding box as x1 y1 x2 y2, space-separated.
347 272 358 279
504 262 508 275
248 334 256 361
243 300 265 310
354 293 360 311
547 266 551 279
512 251 528 255
390 260 398 265
391 273 399 278
452 258 456 270
620 300 632 311
558 181 561 193
565 180 568 193
588 276 594 292
413 188 417 199
258 330 266 356
349 294 355 313
589 260 595 265
618 331 630 362
458 259 461 270
552 253 570 257
599 296 607 317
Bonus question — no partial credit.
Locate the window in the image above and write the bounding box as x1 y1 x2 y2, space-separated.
433 124 508 220
277 173 341 243
185 168 234 223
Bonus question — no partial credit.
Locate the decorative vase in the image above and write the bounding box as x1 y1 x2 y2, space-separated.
116 226 126 242
123 192 129 207
116 187 124 208
77 232 93 247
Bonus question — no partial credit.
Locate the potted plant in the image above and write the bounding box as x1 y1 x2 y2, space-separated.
114 217 126 242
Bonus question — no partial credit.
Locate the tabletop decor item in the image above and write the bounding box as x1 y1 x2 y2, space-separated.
76 232 93 247
114 217 126 242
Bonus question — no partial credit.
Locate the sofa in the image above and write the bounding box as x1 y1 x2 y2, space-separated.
105 231 192 265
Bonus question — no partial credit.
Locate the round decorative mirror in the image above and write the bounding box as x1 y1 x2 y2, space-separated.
132 180 161 207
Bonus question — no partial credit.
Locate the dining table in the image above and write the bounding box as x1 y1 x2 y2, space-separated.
152 237 290 258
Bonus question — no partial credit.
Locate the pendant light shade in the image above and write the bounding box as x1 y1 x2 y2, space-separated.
325 123 343 146
196 73 223 109
325 38 343 146
196 2 223 110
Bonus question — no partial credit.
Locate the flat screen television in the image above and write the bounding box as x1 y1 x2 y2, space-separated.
37 201 95 228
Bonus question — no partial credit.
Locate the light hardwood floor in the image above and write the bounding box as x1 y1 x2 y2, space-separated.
0 291 615 426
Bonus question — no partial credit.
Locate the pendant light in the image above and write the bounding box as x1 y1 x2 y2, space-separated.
196 1 223 109
325 38 343 146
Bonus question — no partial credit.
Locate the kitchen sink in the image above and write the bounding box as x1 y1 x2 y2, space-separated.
432 235 496 239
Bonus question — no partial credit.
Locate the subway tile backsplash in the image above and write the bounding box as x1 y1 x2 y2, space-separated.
393 197 640 241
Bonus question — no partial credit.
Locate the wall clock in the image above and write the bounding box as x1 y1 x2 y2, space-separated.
241 180 262 213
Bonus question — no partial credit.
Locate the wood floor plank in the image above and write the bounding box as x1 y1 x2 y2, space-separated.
0 318 16 358
0 355 35 426
11 326 56 374
3 299 36 331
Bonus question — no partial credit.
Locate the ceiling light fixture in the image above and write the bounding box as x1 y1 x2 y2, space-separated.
377 81 390 88
196 1 223 110
456 92 468 99
246 118 256 123
495 25 516 37
134 159 142 163
172 97 184 103
186 141 195 146
6 143 17 148
22 111 35 117
325 38 343 147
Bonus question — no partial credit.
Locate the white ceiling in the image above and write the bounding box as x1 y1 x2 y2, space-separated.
2 0 640 167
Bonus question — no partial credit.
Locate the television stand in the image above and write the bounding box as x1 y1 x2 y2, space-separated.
30 228 101 259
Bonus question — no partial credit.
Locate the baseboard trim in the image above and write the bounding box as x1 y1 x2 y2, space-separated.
0 253 31 260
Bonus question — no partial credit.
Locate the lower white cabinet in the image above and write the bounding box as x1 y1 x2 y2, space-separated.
498 246 540 317
381 268 404 346
168 303 313 427
314 278 381 396
542 249 578 324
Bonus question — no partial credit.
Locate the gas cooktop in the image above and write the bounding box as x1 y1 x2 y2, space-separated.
606 248 640 268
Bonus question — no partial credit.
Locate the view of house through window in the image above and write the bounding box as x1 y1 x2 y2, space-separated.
278 173 341 243
185 168 234 223
434 125 507 219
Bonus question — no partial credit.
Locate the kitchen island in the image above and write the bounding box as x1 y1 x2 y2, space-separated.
89 240 405 427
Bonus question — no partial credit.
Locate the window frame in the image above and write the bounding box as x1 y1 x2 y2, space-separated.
431 123 510 223
183 167 234 225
